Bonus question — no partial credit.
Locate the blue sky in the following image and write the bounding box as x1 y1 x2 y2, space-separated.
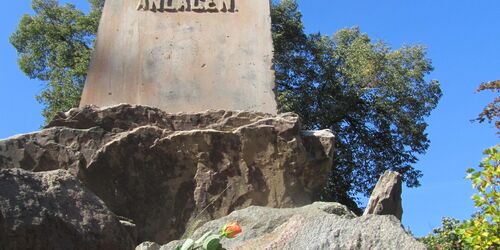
1 0 498 237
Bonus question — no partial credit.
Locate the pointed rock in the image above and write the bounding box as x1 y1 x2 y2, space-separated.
363 171 403 220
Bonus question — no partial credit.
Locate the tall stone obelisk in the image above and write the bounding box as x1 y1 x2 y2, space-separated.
80 0 277 114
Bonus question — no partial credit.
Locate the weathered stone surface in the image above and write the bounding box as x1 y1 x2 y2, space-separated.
0 104 333 244
363 170 403 220
0 168 135 250
136 242 161 250
301 130 335 160
80 0 277 114
155 202 425 250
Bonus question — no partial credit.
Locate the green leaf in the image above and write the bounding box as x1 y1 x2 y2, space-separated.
203 235 221 250
195 231 212 246
180 239 195 250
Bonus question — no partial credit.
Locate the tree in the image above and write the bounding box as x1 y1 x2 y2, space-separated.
271 0 441 210
10 0 103 122
12 0 442 210
475 80 500 132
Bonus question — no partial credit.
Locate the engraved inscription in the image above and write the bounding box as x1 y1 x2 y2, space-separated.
137 0 237 12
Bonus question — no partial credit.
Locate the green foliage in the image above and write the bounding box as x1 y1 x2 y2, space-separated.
176 233 224 250
179 239 195 250
457 146 500 250
420 146 500 250
419 217 466 250
475 80 500 132
202 235 223 250
10 0 102 122
176 222 242 250
271 0 442 210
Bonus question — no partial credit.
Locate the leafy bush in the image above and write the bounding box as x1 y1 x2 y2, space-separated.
420 145 499 250
419 217 465 250
457 146 499 249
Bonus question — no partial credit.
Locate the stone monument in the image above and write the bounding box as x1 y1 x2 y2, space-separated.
80 0 277 114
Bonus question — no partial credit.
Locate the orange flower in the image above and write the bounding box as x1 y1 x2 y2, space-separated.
221 221 242 238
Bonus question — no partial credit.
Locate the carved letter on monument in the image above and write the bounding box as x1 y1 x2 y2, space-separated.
81 0 277 114
216 0 234 12
191 0 206 11
136 0 162 11
174 0 189 11
205 0 219 12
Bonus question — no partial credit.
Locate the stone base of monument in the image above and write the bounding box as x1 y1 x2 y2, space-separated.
0 104 334 246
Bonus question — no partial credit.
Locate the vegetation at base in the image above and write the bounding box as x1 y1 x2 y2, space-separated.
10 0 442 211
176 222 242 250
419 146 500 250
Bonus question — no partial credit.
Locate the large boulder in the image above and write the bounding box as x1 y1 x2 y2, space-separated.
363 171 403 220
0 104 334 244
158 202 425 250
0 168 135 250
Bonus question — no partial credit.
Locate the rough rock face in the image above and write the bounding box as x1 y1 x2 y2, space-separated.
0 104 334 244
363 171 403 220
157 202 425 250
0 168 135 250
136 242 161 250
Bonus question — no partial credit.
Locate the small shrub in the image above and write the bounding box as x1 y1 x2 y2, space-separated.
419 217 465 250
420 145 499 250
457 146 499 250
